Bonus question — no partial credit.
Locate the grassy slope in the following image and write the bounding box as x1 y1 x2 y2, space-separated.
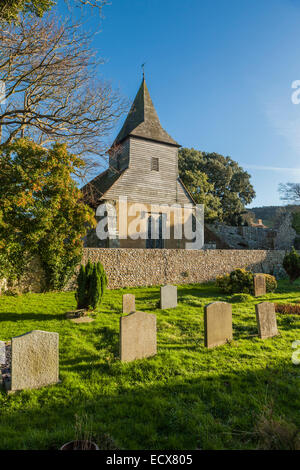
0 281 299 450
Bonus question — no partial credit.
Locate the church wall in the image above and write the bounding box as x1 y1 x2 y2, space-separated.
104 137 191 206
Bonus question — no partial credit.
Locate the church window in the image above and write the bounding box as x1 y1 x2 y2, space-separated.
151 157 159 171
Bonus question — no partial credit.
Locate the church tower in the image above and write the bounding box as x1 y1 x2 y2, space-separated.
83 77 201 249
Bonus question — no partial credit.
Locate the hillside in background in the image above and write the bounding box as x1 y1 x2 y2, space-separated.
246 205 300 228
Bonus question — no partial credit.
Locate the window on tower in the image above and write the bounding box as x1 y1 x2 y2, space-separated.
151 157 159 171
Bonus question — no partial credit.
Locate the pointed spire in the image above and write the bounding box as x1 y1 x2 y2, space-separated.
113 78 179 147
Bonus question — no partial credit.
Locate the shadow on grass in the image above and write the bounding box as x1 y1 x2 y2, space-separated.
0 362 299 450
0 312 65 322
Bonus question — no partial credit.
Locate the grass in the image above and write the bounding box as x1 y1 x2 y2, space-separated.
0 280 300 450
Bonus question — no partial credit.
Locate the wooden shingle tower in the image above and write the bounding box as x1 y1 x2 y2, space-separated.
83 77 198 249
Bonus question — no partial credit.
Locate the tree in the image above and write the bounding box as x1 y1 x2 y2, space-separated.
0 15 126 173
75 260 107 310
178 148 255 224
0 138 96 289
278 183 300 204
0 0 108 23
180 169 222 221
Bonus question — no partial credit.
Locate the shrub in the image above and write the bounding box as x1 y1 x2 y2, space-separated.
264 274 277 293
230 268 253 294
96 262 107 297
75 261 107 310
283 247 300 283
216 273 231 294
217 269 277 294
88 264 102 310
75 265 86 309
230 293 253 303
274 303 300 315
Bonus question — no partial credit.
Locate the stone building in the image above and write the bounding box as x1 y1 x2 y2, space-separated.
83 77 203 249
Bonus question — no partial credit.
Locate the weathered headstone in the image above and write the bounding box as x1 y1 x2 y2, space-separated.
0 341 5 364
204 302 232 348
254 274 266 297
160 285 177 309
255 302 278 339
122 294 136 314
10 330 59 391
120 311 157 362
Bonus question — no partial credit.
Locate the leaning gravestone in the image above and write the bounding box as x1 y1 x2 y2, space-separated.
9 330 59 392
160 285 177 309
254 274 266 297
204 302 233 348
120 311 157 362
122 294 136 314
255 302 278 339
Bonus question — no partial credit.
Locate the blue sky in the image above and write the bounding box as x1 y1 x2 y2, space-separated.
57 0 300 207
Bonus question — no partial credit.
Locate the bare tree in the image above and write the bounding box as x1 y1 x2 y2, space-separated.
278 183 300 204
0 14 127 174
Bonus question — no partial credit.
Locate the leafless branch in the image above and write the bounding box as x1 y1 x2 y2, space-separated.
0 13 127 175
278 183 300 204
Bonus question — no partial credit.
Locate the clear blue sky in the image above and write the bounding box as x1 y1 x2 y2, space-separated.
57 0 300 207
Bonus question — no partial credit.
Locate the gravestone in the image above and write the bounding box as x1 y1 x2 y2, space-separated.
10 330 59 391
204 302 233 348
120 311 157 362
122 294 136 314
254 274 266 297
160 285 177 309
0 341 5 365
255 302 278 339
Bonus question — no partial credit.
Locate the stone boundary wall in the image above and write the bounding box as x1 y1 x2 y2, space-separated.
76 248 286 289
2 249 287 293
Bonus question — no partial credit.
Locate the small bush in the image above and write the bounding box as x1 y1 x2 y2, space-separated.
230 293 253 303
275 303 300 315
230 268 253 294
216 273 231 294
217 269 277 295
264 274 277 293
75 261 107 311
76 264 86 309
283 247 300 283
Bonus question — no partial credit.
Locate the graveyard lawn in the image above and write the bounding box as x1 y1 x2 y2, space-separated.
0 280 299 450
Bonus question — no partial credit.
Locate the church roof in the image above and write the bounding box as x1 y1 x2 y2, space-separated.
82 167 127 208
114 78 180 147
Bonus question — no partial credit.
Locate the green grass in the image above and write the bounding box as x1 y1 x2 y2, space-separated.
0 281 300 450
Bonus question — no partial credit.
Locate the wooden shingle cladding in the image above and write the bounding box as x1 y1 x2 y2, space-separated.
103 137 193 205
82 77 201 249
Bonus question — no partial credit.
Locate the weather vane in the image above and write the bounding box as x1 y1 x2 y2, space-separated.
141 63 146 79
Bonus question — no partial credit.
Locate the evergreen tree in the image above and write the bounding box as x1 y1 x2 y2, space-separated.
75 265 86 309
88 264 102 310
283 247 300 283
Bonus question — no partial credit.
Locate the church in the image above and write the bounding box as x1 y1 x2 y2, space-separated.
83 77 203 249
